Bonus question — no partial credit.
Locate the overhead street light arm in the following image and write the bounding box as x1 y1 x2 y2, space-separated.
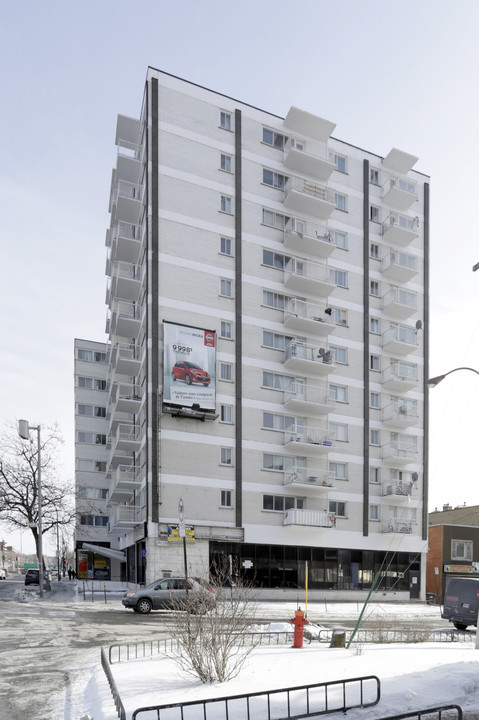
426 366 479 388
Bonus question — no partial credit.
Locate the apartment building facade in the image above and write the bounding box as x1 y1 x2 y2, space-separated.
74 67 430 597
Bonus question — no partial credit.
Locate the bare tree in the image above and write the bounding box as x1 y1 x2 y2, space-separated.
0 422 74 568
170 566 259 683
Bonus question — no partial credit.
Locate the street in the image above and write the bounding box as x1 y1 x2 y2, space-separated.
0 575 457 720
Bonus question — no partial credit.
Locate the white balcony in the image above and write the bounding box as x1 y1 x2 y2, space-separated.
382 325 418 355
110 222 143 264
382 403 418 428
284 508 336 528
109 504 142 531
284 176 336 219
284 424 334 455
283 138 336 181
113 423 141 452
284 258 336 297
284 467 335 492
108 261 144 303
381 520 413 534
382 441 418 465
382 213 419 246
116 139 143 184
382 481 414 504
382 176 417 210
382 287 418 320
382 249 418 283
284 341 336 377
109 382 142 414
109 343 142 377
283 382 335 415
382 363 419 392
108 300 142 339
283 218 335 258
110 180 144 224
108 465 141 504
284 299 336 337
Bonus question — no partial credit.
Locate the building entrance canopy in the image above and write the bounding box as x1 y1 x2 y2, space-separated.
81 543 126 562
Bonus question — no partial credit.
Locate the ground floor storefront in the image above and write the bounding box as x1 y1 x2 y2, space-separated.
210 542 422 596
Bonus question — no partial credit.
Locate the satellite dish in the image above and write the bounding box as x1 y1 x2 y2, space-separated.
412 472 418 482
415 320 423 330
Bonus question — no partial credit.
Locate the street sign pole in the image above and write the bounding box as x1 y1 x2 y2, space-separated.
178 498 188 585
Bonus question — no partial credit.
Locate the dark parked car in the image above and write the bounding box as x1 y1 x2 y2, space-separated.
171 361 211 386
442 576 479 630
122 576 216 614
24 568 52 586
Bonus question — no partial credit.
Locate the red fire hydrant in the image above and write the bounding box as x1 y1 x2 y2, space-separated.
290 608 309 648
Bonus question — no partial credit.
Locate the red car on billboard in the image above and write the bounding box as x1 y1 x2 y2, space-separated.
171 361 211 386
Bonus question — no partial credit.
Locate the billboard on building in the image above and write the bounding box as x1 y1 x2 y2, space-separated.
163 322 216 411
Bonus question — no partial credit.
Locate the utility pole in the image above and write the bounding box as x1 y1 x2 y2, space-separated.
18 420 44 598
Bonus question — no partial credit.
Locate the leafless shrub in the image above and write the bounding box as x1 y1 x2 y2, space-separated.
170 566 259 683
362 614 433 644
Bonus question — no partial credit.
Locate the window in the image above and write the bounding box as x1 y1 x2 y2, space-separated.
220 363 233 381
329 269 348 288
330 307 348 326
334 192 347 211
329 462 347 480
263 453 298 471
451 540 472 561
370 505 380 521
220 321 233 339
370 392 380 409
369 467 380 484
329 384 348 403
220 154 232 172
263 413 296 432
370 205 380 222
77 349 107 363
262 249 291 270
370 429 380 446
220 278 233 297
263 168 287 190
330 152 347 173
220 448 233 466
78 487 108 500
370 354 380 371
80 515 108 526
220 111 231 131
262 290 291 310
329 500 346 517
330 422 348 442
370 280 380 297
262 127 287 149
263 495 303 512
220 405 233 423
370 317 380 335
220 490 232 507
76 404 107 418
329 344 347 364
370 168 380 185
263 208 289 229
370 243 380 260
95 461 106 472
262 371 295 391
220 195 232 214
263 331 294 350
331 229 347 249
220 237 232 256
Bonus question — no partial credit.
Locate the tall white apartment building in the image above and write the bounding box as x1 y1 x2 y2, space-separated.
74 67 429 597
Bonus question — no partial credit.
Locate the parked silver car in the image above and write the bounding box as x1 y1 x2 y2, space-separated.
122 576 216 614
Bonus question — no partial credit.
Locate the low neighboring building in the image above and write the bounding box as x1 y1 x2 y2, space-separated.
427 504 479 602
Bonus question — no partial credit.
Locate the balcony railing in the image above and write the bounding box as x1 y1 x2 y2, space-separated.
283 382 335 414
284 298 336 337
382 176 417 210
382 402 418 426
382 213 419 246
284 176 336 219
283 137 335 181
109 504 143 530
382 441 418 464
283 217 334 258
284 341 336 376
382 287 418 319
284 257 335 297
284 467 335 489
382 325 418 354
284 424 334 451
382 249 418 282
284 508 336 528
382 481 414 498
110 221 143 264
381 520 413 534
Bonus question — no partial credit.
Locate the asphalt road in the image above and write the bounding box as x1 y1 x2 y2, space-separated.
0 575 461 720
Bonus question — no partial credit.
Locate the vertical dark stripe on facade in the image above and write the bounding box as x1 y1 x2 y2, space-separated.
234 109 243 528
363 160 370 536
150 78 159 522
422 182 430 541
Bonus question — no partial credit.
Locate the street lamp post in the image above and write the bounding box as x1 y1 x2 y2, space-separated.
427 366 479 648
18 420 44 599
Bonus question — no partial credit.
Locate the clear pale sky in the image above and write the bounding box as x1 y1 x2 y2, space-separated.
2 0 479 553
